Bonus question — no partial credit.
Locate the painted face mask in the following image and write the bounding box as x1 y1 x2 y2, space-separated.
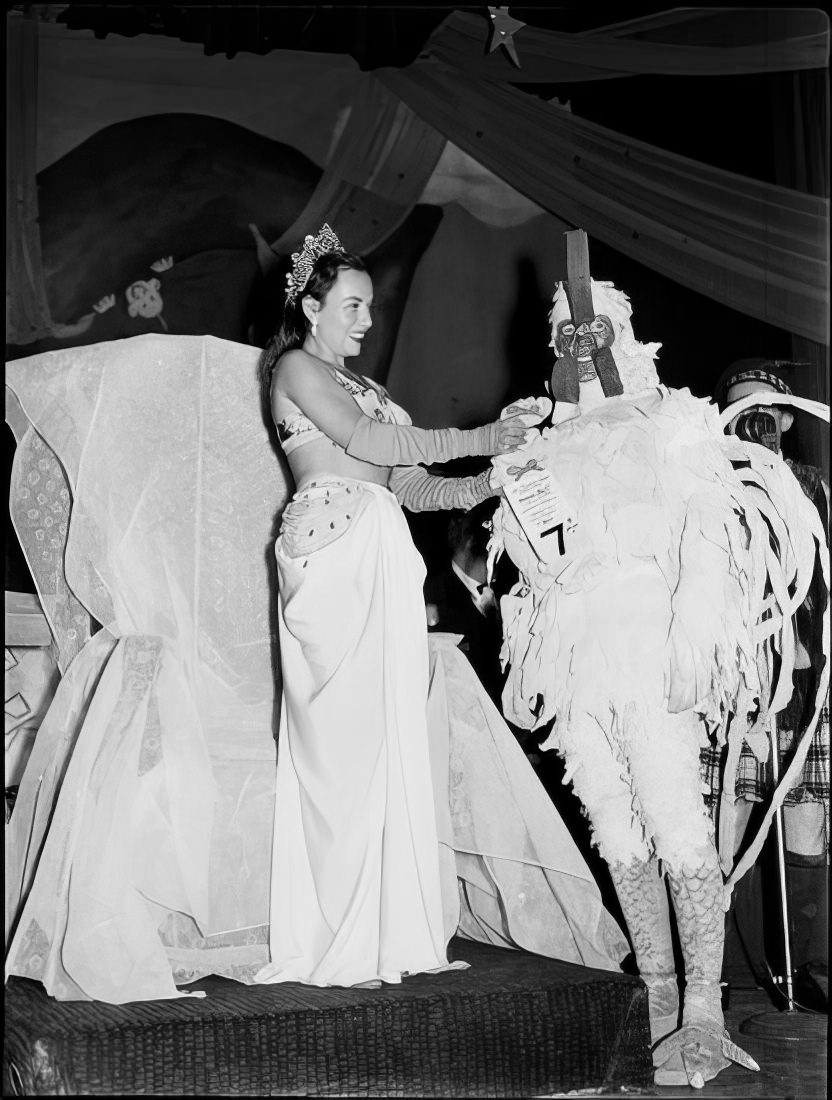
733 408 781 452
553 315 616 381
549 279 661 408
718 367 796 456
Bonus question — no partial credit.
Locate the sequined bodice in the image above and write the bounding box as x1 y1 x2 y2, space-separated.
276 370 406 455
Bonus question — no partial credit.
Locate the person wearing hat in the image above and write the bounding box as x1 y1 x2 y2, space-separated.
713 359 800 455
705 358 829 1013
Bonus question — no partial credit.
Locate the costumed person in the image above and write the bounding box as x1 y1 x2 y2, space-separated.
252 225 628 989
490 247 828 1086
701 360 829 1012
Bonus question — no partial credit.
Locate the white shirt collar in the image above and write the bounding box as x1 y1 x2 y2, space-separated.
451 560 498 618
451 559 483 599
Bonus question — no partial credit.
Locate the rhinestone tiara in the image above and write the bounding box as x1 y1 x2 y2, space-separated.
284 223 344 304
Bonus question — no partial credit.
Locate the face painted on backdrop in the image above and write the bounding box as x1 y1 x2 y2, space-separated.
554 315 615 367
307 268 374 362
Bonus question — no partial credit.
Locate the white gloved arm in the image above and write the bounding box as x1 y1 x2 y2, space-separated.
273 352 513 466
388 464 499 512
346 416 500 466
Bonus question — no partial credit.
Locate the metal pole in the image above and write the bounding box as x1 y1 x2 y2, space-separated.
740 719 827 1044
768 716 795 1009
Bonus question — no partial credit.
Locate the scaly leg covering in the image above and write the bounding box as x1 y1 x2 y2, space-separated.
653 845 759 1088
671 846 725 1031
607 856 679 1045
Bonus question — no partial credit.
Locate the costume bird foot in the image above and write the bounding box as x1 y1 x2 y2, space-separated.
653 1024 759 1088
650 1008 680 1047
645 975 680 1045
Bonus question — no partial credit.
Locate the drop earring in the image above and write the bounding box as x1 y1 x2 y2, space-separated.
310 313 318 337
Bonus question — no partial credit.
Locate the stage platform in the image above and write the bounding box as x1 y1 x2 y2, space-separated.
4 938 653 1096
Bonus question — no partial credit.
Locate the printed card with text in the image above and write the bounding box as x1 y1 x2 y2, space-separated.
495 455 580 568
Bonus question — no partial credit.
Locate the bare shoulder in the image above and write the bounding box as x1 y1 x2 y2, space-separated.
274 347 312 383
273 348 327 396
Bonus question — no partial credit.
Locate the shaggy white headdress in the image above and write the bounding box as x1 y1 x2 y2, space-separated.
549 279 662 394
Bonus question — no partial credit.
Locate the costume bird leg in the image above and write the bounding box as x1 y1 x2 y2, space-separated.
608 856 679 1045
653 845 759 1088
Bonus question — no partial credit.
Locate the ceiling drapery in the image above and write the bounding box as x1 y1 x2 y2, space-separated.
264 8 831 344
6 7 830 347
269 76 446 260
376 32 829 344
424 9 829 83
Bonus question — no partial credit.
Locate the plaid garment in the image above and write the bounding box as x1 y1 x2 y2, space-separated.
701 457 829 817
700 702 829 807
701 701 829 849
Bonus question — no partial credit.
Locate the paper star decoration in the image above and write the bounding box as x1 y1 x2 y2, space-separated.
487 6 526 68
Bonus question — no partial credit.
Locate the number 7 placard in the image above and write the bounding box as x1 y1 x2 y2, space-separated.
493 454 580 569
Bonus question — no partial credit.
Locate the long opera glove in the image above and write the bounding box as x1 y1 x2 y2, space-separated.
346 417 500 466
387 466 496 512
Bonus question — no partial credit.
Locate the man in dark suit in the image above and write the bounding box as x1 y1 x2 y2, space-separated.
425 500 508 708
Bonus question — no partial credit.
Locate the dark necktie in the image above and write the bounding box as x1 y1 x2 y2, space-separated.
475 583 498 621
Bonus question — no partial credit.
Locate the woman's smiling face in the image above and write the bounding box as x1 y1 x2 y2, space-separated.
309 267 374 363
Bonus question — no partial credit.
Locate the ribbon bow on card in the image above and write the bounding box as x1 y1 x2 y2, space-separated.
507 459 542 481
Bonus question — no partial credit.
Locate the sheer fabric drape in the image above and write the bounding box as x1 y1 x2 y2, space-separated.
6 335 287 999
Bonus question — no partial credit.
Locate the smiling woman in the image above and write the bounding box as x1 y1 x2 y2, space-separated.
254 223 534 988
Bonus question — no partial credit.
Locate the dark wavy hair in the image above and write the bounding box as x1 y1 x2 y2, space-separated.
258 250 367 398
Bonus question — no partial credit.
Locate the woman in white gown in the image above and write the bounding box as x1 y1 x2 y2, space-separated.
253 226 530 988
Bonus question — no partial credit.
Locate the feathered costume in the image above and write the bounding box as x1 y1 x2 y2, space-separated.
491 279 829 1088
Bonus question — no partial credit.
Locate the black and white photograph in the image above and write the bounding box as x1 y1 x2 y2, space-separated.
4 4 829 1096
